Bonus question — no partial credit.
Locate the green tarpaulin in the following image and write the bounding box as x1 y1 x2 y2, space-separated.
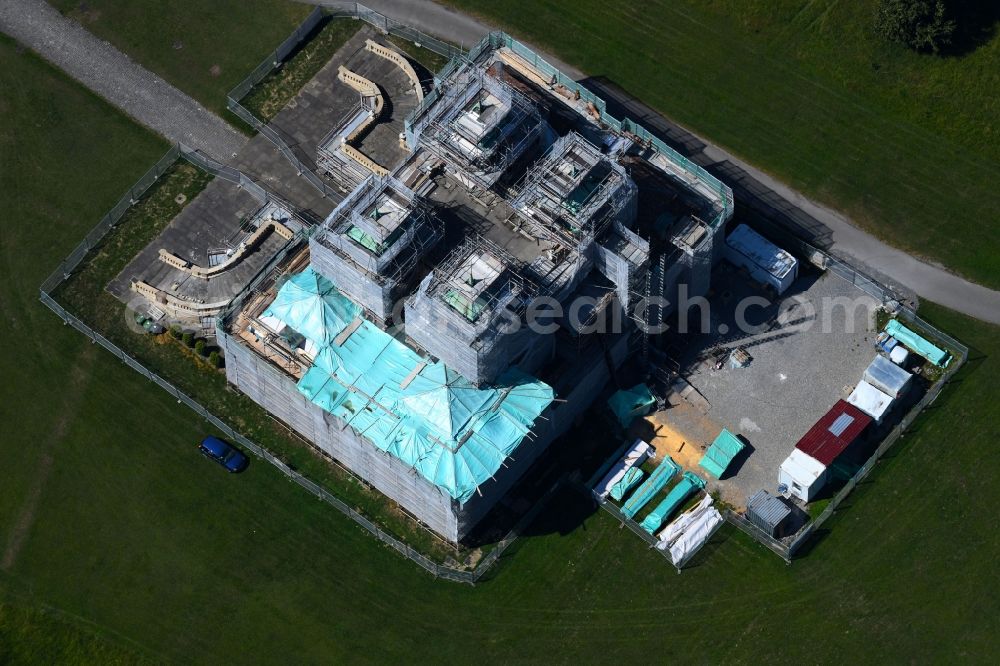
640 471 706 533
885 319 950 367
262 268 360 346
698 428 745 479
610 467 644 501
266 267 556 503
607 384 656 429
622 456 679 519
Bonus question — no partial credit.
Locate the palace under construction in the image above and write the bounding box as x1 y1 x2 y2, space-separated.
214 33 733 541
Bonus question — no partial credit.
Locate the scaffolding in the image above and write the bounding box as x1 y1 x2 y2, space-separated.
407 59 546 190
405 234 545 385
317 96 386 190
511 132 637 252
310 175 443 322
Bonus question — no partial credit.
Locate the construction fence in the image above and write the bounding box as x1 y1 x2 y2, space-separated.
724 287 968 562
38 144 556 584
226 3 463 205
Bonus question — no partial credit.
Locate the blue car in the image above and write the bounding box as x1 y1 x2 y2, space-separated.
198 436 249 473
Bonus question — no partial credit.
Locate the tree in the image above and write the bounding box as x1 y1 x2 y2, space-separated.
194 339 206 356
169 324 182 340
181 331 194 347
208 351 222 369
874 0 956 53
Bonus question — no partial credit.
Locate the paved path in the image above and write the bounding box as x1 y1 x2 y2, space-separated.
0 0 246 162
315 1 1000 324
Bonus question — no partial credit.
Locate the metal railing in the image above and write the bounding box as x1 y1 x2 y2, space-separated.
226 4 463 206
38 143 559 583
583 484 721 572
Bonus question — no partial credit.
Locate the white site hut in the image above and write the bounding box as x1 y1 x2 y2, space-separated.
724 224 798 295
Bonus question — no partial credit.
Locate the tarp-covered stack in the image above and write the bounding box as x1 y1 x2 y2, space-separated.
640 471 706 533
885 319 950 367
593 439 651 498
698 428 745 479
847 379 893 423
607 384 656 429
655 494 723 566
622 456 680 519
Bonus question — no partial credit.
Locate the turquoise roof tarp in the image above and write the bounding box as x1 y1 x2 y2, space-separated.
885 319 950 367
640 472 706 533
263 267 360 346
610 467 644 502
622 456 680 519
607 384 656 428
698 428 745 479
282 267 554 503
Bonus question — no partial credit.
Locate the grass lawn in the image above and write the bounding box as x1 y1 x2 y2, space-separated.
240 18 360 122
447 0 1000 289
50 161 457 564
386 34 452 75
50 0 312 118
3 25 1000 666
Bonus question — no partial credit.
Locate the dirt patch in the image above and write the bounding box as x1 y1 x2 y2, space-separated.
209 64 222 78
634 404 723 472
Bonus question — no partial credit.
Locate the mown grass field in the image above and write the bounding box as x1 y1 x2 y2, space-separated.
50 0 312 118
449 0 1000 289
2 32 1000 663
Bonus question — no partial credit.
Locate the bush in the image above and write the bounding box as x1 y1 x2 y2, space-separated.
208 351 222 368
194 339 206 356
181 331 194 347
874 0 956 53
169 324 182 340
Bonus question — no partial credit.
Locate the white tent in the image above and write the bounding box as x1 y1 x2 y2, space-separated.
779 448 828 502
847 379 894 423
863 355 912 398
593 439 651 498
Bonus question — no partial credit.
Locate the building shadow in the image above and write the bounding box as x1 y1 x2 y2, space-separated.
579 75 836 250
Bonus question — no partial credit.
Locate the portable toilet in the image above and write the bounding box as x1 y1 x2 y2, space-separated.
778 449 828 503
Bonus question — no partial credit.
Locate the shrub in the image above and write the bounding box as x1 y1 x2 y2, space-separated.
169 324 182 340
181 331 194 347
194 339 206 356
208 351 222 368
874 0 956 53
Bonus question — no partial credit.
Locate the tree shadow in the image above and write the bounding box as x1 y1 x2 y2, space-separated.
941 0 1000 57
